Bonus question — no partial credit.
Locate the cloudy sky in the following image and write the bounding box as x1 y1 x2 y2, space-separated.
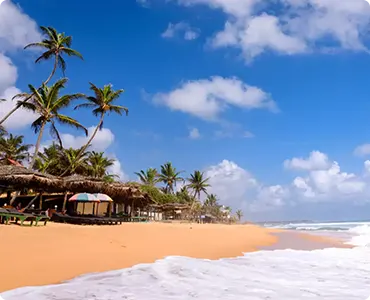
2 0 370 221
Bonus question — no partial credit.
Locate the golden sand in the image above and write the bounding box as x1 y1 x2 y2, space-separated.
0 222 278 292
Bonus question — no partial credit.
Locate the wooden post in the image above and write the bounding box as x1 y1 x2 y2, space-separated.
9 191 20 206
39 194 43 210
62 192 68 212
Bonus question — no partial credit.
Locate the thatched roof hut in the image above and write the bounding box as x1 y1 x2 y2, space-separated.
0 166 153 206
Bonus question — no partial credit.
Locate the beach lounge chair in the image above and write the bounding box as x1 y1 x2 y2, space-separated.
0 208 37 226
34 214 50 226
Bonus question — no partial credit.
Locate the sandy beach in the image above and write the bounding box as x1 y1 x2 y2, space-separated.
0 222 280 292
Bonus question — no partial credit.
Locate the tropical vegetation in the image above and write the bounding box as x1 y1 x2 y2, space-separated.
0 25 245 223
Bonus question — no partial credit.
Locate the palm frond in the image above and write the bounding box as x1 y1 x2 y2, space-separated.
24 42 50 50
18 101 38 112
48 78 68 105
31 116 46 134
89 82 104 102
49 120 63 148
56 114 88 136
61 47 83 60
58 56 67 75
52 93 85 110
108 105 129 116
35 50 54 64
39 26 55 40
74 103 96 110
62 35 72 47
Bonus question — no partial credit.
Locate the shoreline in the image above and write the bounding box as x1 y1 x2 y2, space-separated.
0 222 348 293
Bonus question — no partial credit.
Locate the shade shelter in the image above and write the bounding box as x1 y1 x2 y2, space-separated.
69 193 100 215
93 193 113 216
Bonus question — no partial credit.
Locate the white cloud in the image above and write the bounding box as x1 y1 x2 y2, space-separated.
175 0 370 61
365 160 370 175
0 0 41 52
0 1 41 130
153 76 276 120
354 143 370 157
107 155 127 181
59 127 114 151
203 151 370 220
284 150 330 171
293 162 365 199
189 127 201 139
204 159 258 209
162 22 200 40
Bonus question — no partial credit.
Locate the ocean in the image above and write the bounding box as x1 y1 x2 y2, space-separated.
1 221 370 300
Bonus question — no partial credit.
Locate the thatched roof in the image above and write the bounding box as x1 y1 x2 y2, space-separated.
0 165 61 190
0 166 152 203
150 203 191 211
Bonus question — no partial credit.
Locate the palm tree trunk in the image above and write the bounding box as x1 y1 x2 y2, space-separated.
0 56 58 126
60 113 105 176
44 56 58 85
29 121 46 170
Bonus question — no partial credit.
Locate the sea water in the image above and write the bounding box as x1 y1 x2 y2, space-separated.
2 221 370 300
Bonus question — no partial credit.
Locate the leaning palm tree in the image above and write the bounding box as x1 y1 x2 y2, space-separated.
0 134 31 165
16 78 87 168
187 170 210 200
0 26 83 126
159 162 184 194
135 168 159 186
60 83 128 176
87 151 115 178
26 26 83 81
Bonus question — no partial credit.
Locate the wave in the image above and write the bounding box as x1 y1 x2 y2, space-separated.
347 225 370 247
2 223 370 299
2 248 370 300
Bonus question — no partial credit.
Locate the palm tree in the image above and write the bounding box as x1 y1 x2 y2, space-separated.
236 209 243 222
33 143 61 174
16 78 87 168
176 186 193 203
58 147 90 176
87 151 115 178
0 26 83 126
204 193 218 207
0 134 31 165
60 83 128 176
187 170 210 200
135 168 159 186
158 162 184 194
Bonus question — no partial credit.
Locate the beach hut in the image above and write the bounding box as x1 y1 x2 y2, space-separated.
0 165 62 209
0 167 154 216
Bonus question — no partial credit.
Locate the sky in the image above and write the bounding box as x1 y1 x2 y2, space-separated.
2 0 370 221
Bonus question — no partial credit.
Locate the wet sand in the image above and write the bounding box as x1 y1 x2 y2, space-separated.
261 231 352 251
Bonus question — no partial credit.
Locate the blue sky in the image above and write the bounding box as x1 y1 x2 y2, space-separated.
2 0 370 221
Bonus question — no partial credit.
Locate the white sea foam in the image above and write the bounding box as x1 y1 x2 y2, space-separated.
2 248 370 299
2 222 370 300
